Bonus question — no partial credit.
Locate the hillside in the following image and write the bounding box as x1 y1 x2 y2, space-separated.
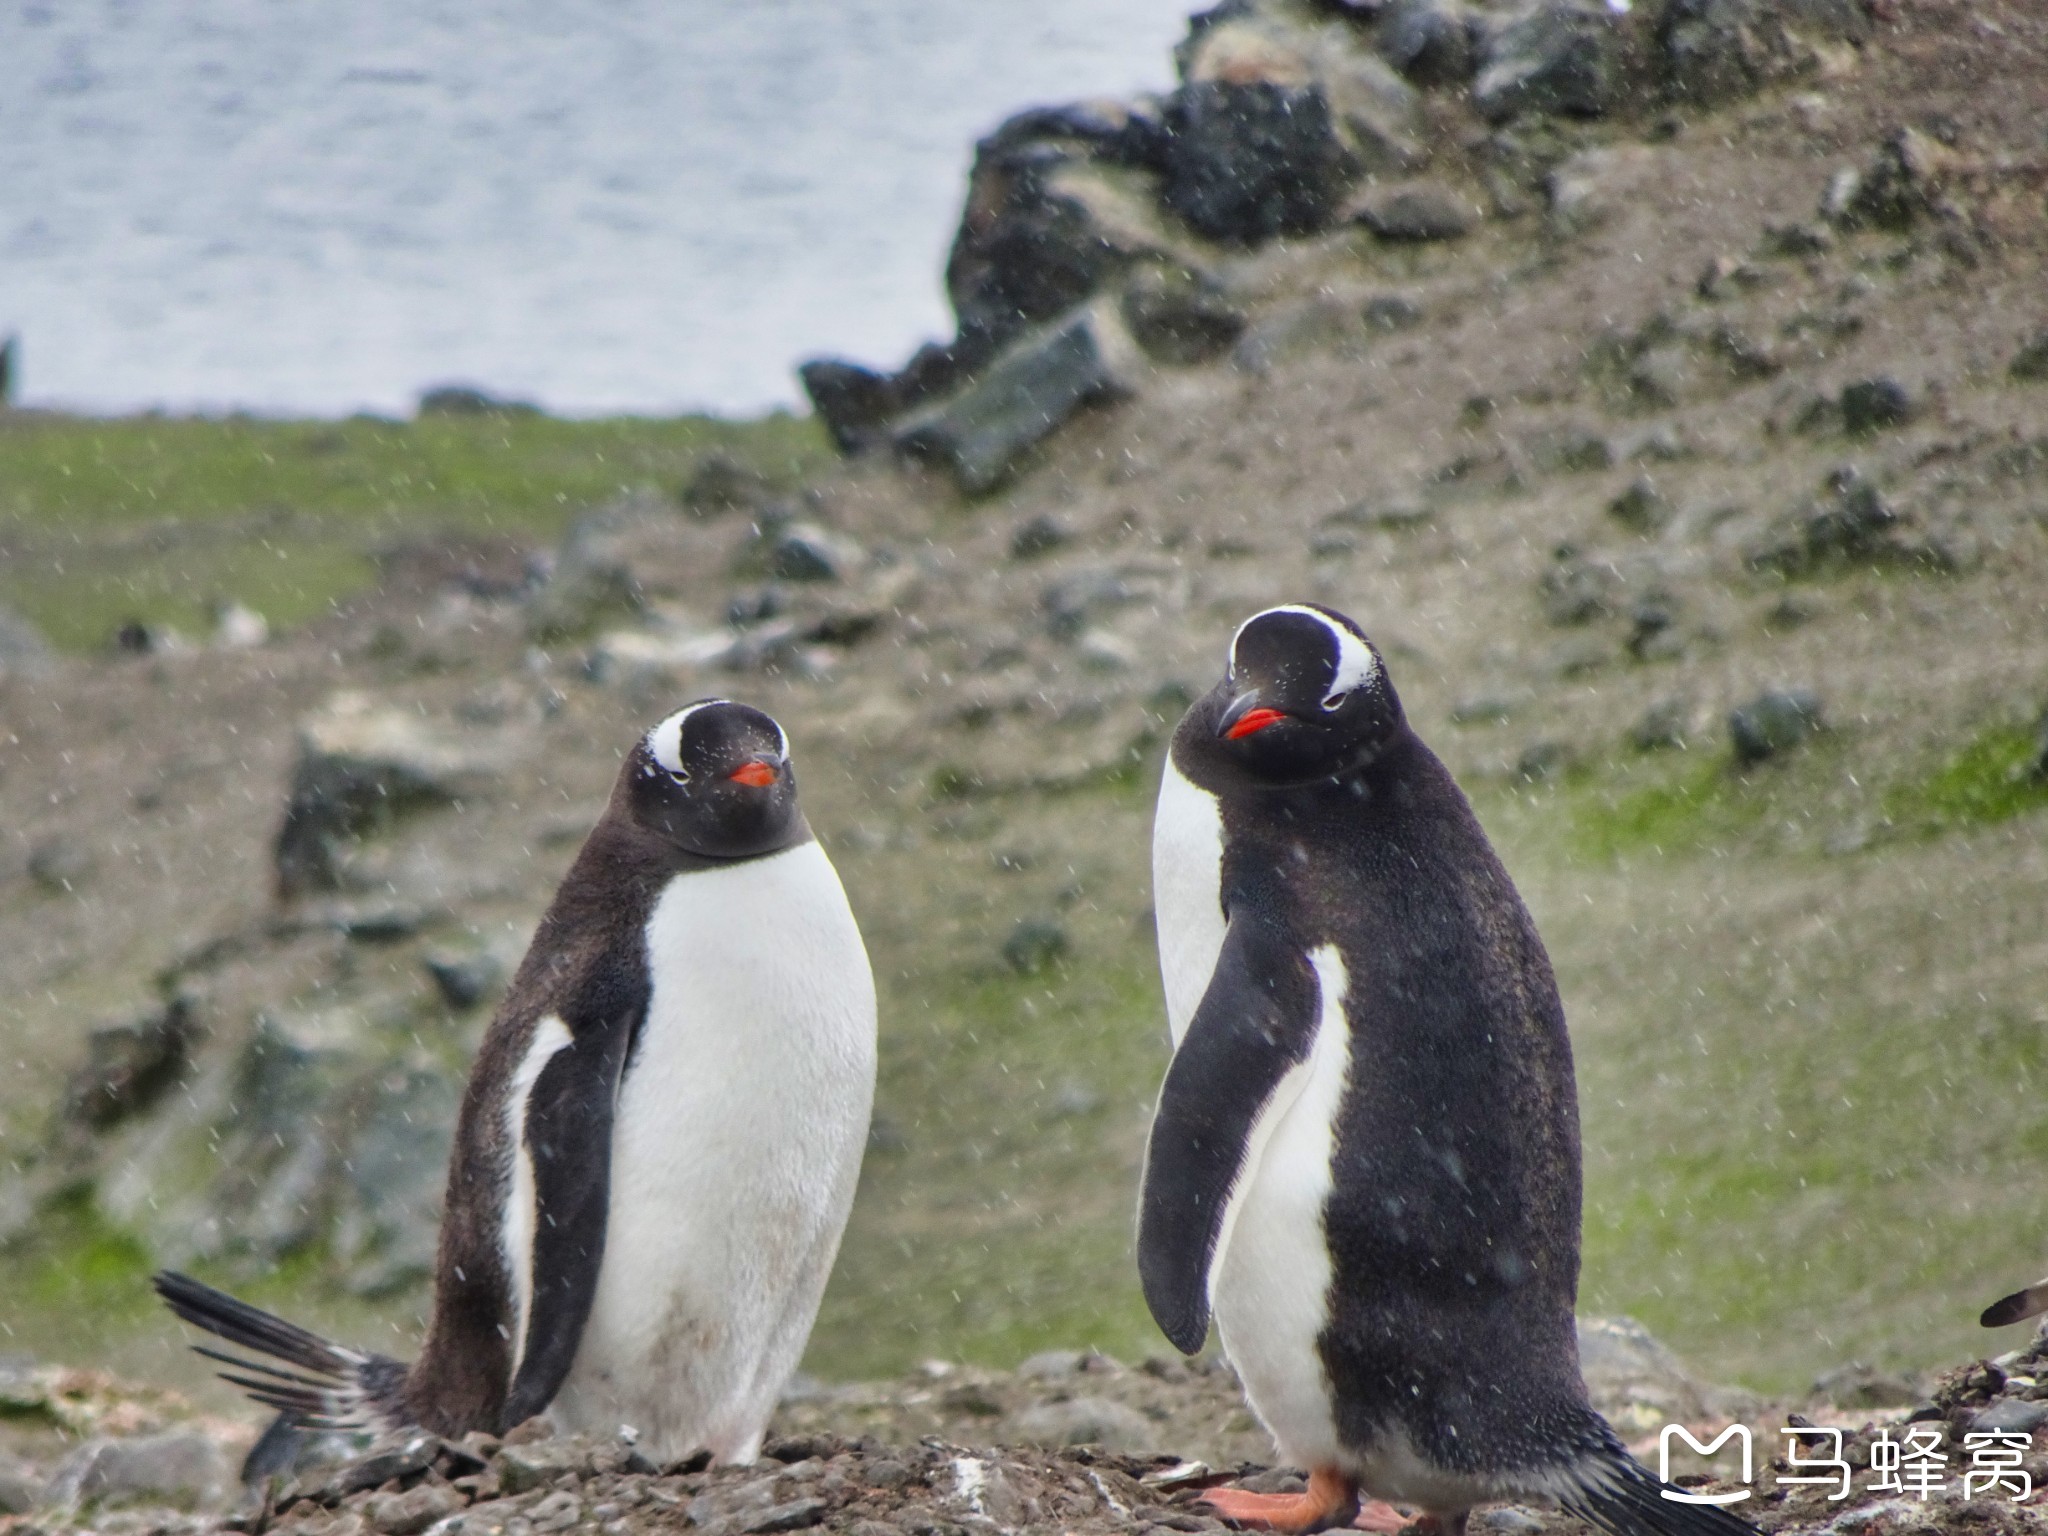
2 0 2047 1432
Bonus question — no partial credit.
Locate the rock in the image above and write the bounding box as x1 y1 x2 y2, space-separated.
211 600 269 649
1840 377 1914 435
1971 1397 2048 1435
1077 629 1140 673
1009 513 1072 560
0 1450 38 1515
1757 220 1833 257
683 453 774 516
1362 292 1425 332
1003 918 1070 975
2011 327 2048 382
1608 476 1672 533
1545 146 1653 238
1528 427 1611 473
417 385 538 417
1163 79 1356 243
893 299 1143 495
1017 1349 1087 1380
494 1439 596 1497
275 691 505 898
524 504 653 641
1040 563 1163 638
365 1482 466 1536
799 359 902 455
1833 128 1957 231
1538 546 1616 626
0 602 50 678
770 524 864 583
1578 1317 1717 1425
1354 181 1477 241
1119 264 1246 365
27 834 93 893
1004 1396 1157 1453
1231 294 1363 374
44 1432 233 1511
1813 1362 1923 1409
424 948 507 1011
1660 0 1870 106
331 1064 462 1294
1729 689 1824 764
1629 697 1693 751
62 996 197 1129
1377 0 1476 87
1515 739 1571 781
1472 3 1621 124
1627 345 1696 409
1474 1509 1547 1536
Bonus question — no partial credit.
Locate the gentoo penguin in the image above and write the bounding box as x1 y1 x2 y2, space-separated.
157 699 876 1467
1982 1275 2048 1329
1140 605 1756 1536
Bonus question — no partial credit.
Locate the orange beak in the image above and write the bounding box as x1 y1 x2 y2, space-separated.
1224 707 1287 740
728 759 779 788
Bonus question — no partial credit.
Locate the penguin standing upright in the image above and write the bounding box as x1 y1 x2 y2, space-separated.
157 699 876 1467
1141 605 1756 1536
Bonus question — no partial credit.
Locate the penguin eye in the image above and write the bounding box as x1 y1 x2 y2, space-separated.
1322 692 1349 713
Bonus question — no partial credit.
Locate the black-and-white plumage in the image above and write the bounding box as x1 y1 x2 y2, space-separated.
158 699 876 1468
1140 605 1758 1536
1982 1275 2048 1329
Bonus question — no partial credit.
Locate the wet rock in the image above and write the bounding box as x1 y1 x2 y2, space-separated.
1354 181 1477 241
1729 689 1824 764
2011 327 2048 382
1971 1397 2048 1435
1362 292 1425 332
1120 264 1246 365
1004 1396 1157 1453
1472 3 1621 124
1003 918 1070 975
1376 0 1476 88
364 1481 466 1536
1163 80 1356 243
1629 697 1694 751
1474 1509 1547 1536
770 524 865 583
27 834 93 893
1660 0 1869 106
799 359 902 455
683 453 774 516
893 300 1143 496
1578 1317 1718 1425
1010 514 1072 560
1608 476 1673 533
1749 470 1903 573
45 1431 233 1511
1840 377 1914 435
494 1439 598 1496
275 691 505 899
62 996 197 1129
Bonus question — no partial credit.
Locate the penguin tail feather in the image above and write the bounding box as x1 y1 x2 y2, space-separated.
1557 1451 1760 1536
1980 1280 2048 1329
152 1270 411 1434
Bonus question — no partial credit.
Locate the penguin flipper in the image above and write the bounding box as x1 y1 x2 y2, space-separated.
1981 1277 2048 1328
502 1012 637 1427
1137 915 1319 1355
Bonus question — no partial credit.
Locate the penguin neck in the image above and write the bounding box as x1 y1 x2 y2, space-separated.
576 810 815 901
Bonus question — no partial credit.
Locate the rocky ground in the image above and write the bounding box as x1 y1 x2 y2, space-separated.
4 0 2048 1487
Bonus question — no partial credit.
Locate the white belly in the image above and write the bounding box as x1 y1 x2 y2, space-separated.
1153 754 1227 1047
1212 946 1353 1472
550 841 877 1464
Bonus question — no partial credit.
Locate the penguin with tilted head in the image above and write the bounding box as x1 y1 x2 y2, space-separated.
157 699 876 1468
1141 605 1757 1536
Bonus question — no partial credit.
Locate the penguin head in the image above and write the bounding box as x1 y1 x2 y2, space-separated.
625 699 801 858
1196 604 1403 784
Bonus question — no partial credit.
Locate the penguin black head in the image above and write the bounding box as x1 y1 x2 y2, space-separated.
1187 604 1405 786
622 699 802 859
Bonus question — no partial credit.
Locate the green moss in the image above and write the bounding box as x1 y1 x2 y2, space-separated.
0 411 830 651
1555 757 1759 862
1883 723 2048 832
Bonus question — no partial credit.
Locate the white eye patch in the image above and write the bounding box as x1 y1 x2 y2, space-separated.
646 699 730 775
1231 605 1379 707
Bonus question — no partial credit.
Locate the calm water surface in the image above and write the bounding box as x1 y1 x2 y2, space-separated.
0 1 1189 416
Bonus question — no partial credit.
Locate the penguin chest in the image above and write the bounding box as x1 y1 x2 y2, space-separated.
1211 946 1355 1470
565 841 876 1447
1152 756 1227 1047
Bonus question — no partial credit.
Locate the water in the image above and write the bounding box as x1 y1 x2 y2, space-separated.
0 0 1192 418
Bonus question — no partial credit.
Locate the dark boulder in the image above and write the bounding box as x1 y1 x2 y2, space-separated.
1376 0 1476 88
1661 0 1870 107
1472 3 1622 123
947 141 1121 356
62 997 198 1130
1119 263 1247 364
1730 689 1824 764
1163 80 1358 243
